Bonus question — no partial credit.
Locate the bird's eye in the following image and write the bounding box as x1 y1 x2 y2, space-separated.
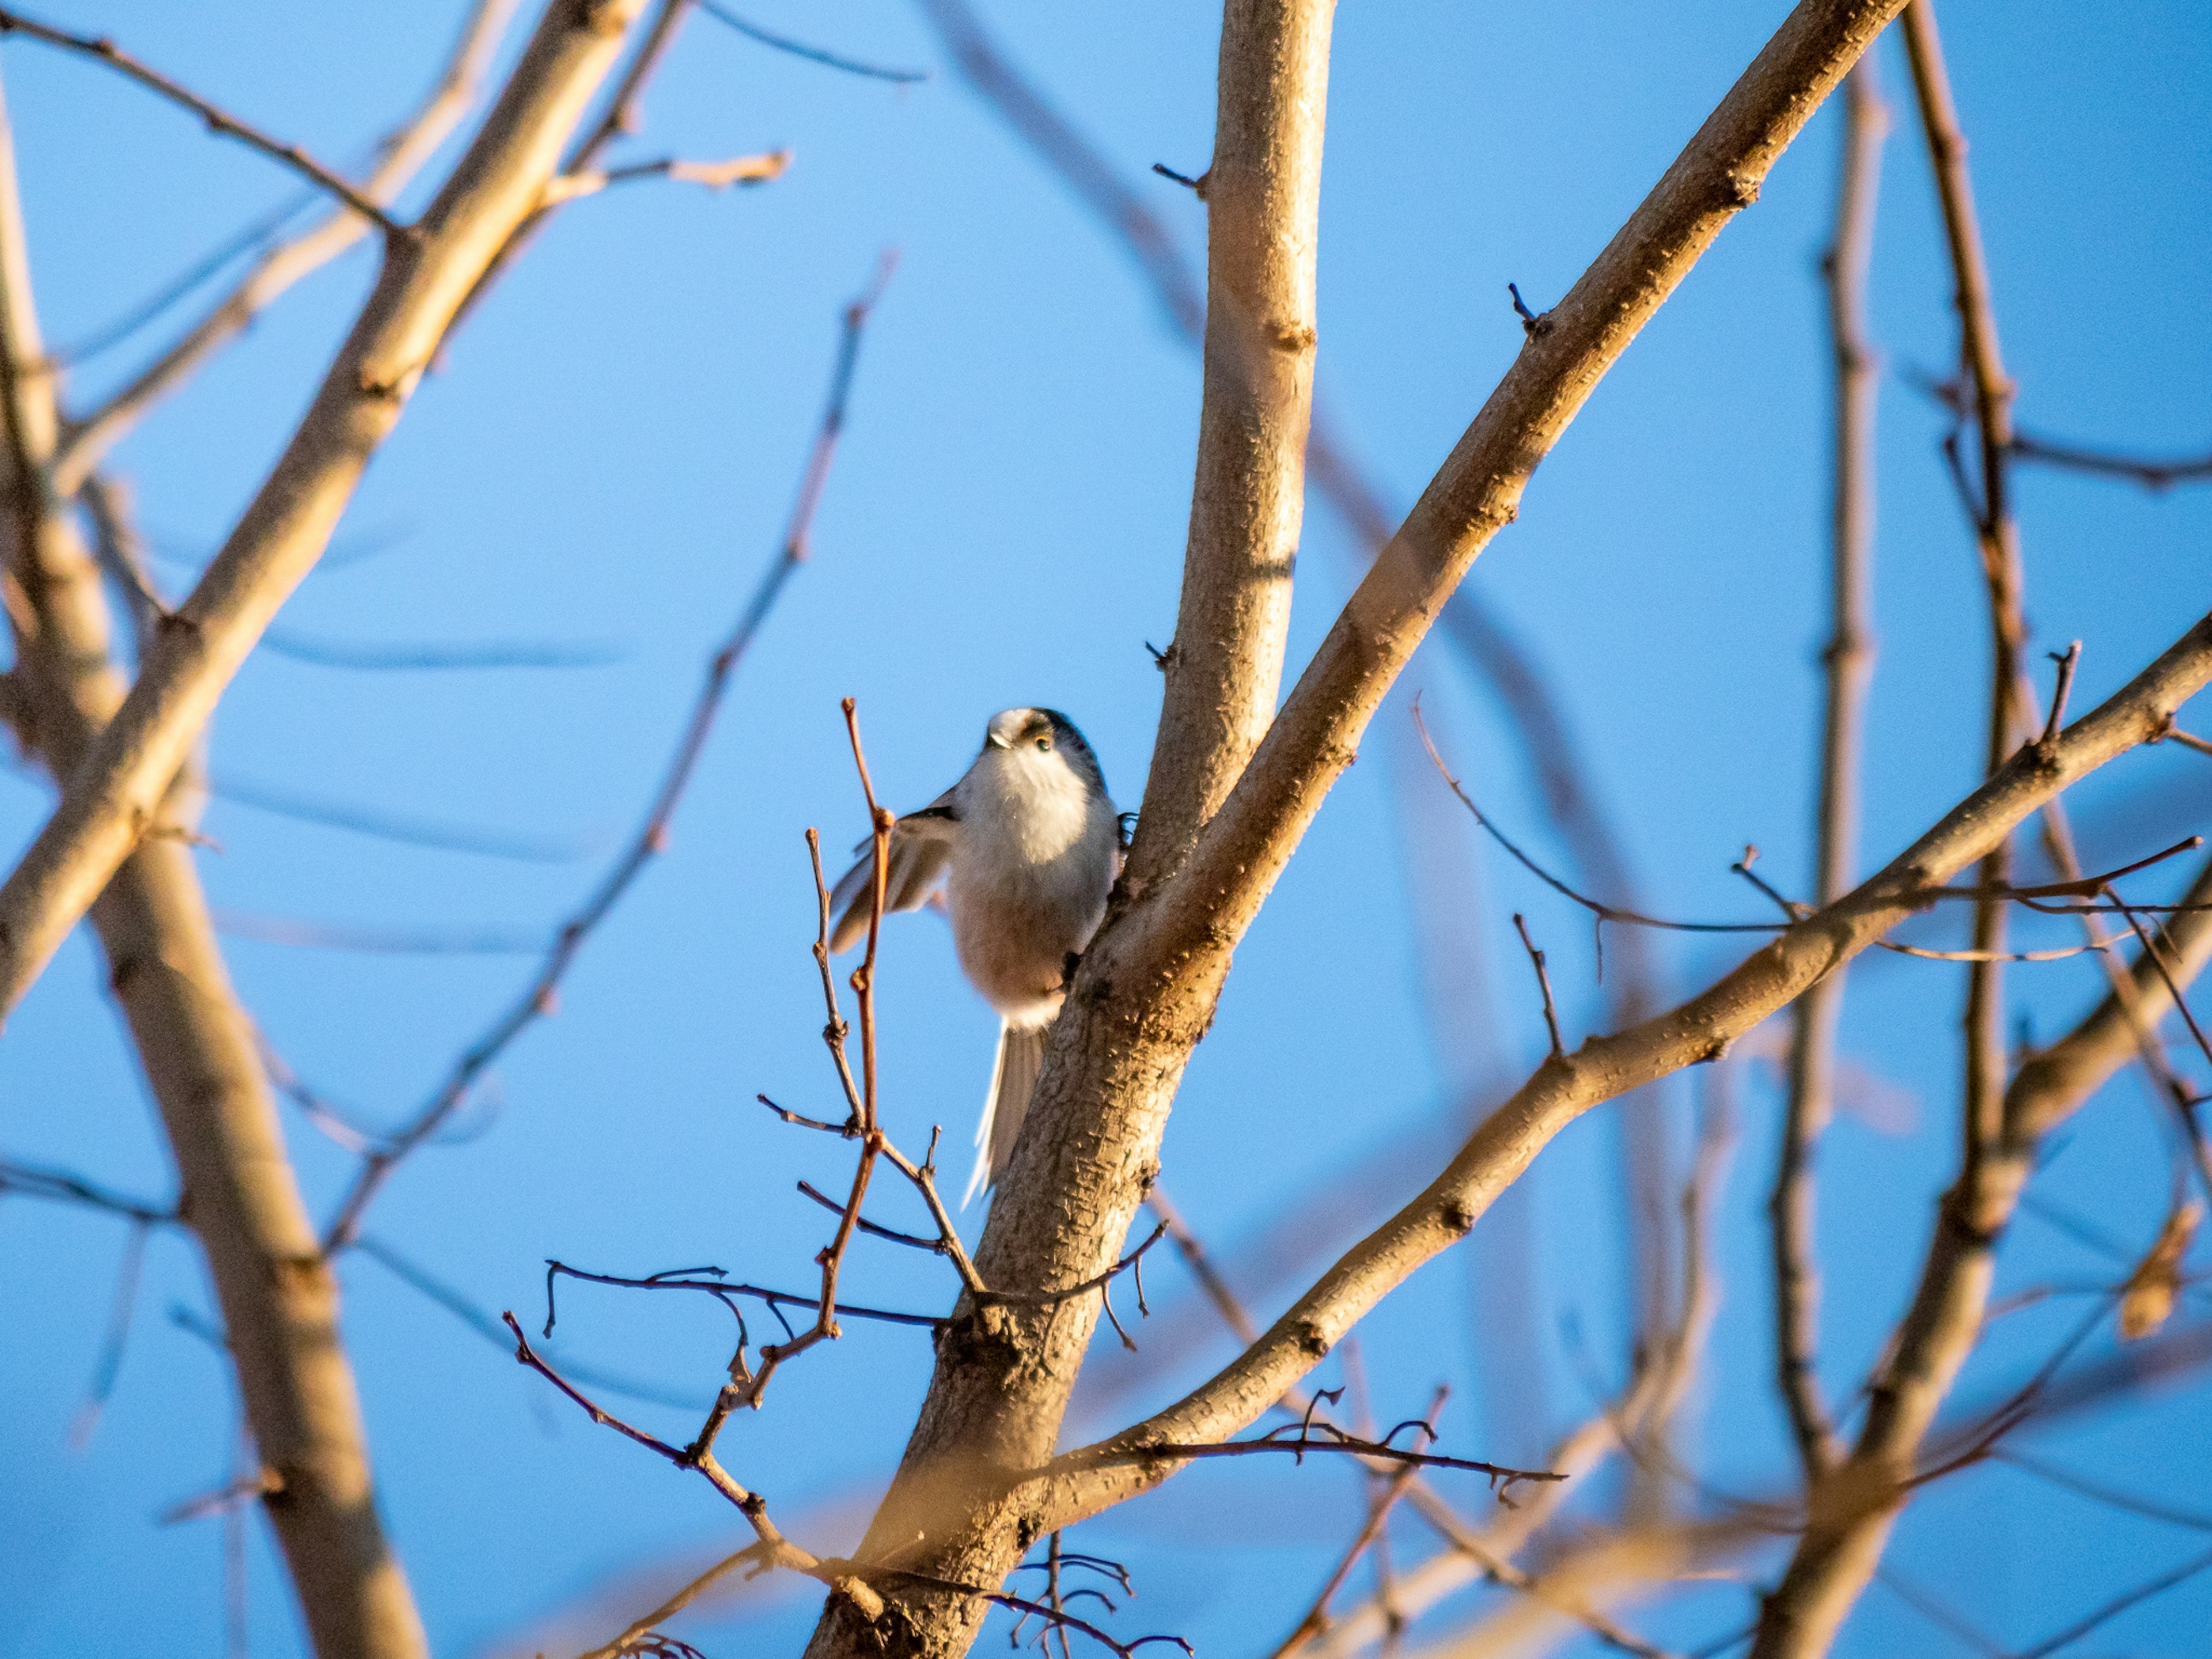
1036 737 1052 751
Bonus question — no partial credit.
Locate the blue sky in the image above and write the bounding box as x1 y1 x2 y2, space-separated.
3 3 2210 1656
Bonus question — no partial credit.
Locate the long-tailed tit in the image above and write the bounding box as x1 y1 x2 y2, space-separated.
828 708 1122 1205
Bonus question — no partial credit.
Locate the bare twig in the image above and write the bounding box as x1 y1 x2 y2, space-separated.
0 1156 173 1223
1772 56 1885 1485
1512 912 1566 1060
0 6 404 233
319 259 892 1251
700 1 927 83
52 0 520 488
2008 428 2212 492
544 146 790 203
0 0 675 1017
1262 1390 1444 1659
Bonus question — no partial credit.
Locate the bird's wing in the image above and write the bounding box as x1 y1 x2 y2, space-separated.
826 789 959 953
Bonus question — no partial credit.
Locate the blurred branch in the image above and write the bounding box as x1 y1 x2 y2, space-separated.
209 768 587 863
699 1 927 84
2006 428 2212 492
543 145 790 202
319 256 892 1252
257 627 622 670
0 58 432 1659
0 0 666 1017
0 6 406 234
52 0 521 490
0 1155 175 1222
1752 850 2212 1657
440 0 694 351
1772 56 1885 1486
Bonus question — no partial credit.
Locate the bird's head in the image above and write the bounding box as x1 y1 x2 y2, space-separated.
982 707 1108 799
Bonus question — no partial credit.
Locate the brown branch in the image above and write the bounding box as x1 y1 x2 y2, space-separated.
438 0 694 353
0 0 664 1019
2008 428 2212 492
0 6 404 234
0 60 433 1659
1262 1393 1442 1659
1901 20 2031 1502
801 12 2010 1656
1026 614 2212 1543
51 0 521 491
543 146 790 202
0 1155 174 1224
1774 56 1886 1486
1750 849 2212 1658
318 257 891 1251
1120 0 1333 883
918 0 1686 1369
1511 912 1567 1059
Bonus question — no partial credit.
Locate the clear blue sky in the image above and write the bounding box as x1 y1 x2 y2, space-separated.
3 3 2209 1656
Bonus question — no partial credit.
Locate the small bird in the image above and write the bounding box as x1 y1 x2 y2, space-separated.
828 707 1121 1206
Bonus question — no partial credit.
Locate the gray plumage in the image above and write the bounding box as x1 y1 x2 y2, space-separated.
827 707 1120 1205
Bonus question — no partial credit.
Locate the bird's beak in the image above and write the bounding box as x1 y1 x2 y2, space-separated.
986 732 1009 749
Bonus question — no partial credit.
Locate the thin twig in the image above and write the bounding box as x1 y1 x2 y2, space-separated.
699 1 927 83
0 7 404 234
1512 912 1566 1060
1772 55 1885 1486
318 260 893 1252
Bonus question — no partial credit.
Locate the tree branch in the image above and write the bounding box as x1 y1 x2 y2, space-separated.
793 9 1930 1656
0 61 431 1659
1772 56 1886 1485
0 0 660 1020
0 6 406 234
51 0 522 492
1119 0 1332 882
1029 612 2212 1539
1749 851 2212 1657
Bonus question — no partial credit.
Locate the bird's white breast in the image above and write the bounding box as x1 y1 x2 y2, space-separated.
944 747 1116 1025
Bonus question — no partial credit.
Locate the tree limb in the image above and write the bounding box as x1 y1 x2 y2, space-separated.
51 0 522 493
1033 610 2212 1539
0 63 431 1659
793 7 1925 1655
1120 0 1332 881
1749 850 2212 1658
0 0 657 1020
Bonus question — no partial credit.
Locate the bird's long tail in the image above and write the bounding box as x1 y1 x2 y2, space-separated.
965 1020 1047 1207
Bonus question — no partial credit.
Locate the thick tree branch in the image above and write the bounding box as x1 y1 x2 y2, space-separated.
0 0 656 1020
798 9 1916 1657
1121 0 1332 881
1772 57 1886 1486
915 0 1687 1374
51 0 521 493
